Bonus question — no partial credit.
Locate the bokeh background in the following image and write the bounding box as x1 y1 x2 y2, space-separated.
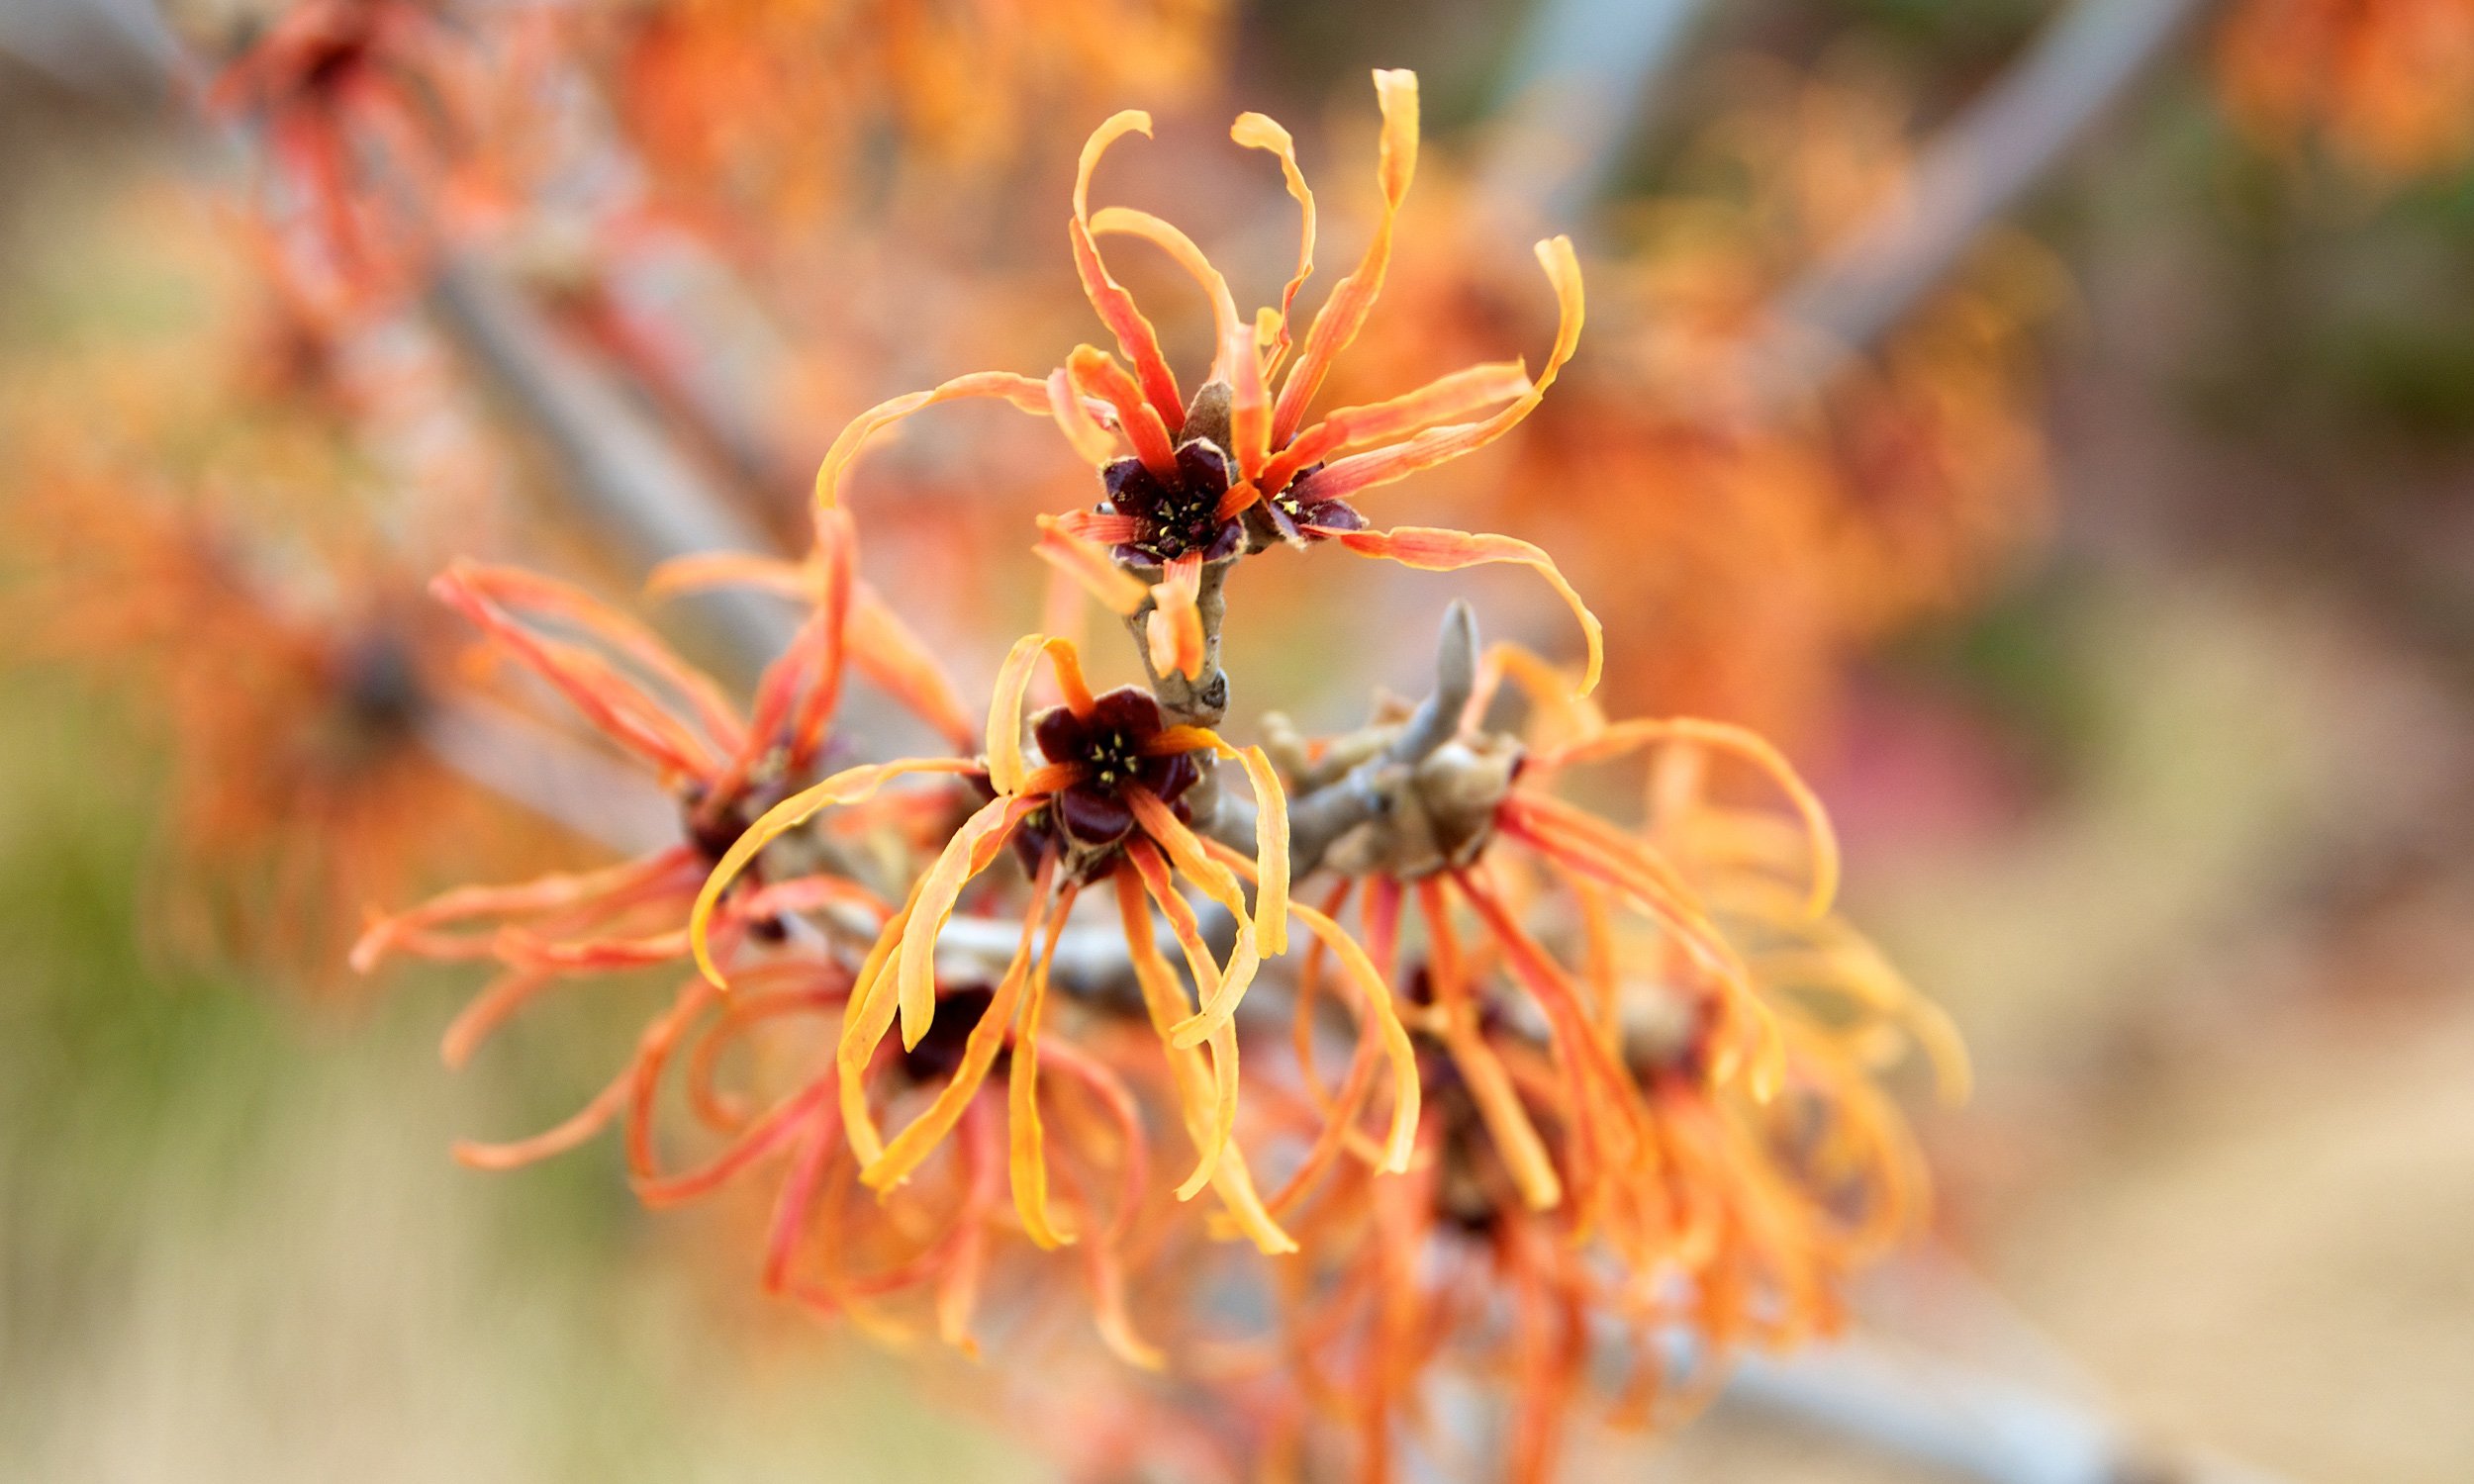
4 1 2471 1481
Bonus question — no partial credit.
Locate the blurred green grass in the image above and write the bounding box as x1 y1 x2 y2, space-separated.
0 681 1035 1482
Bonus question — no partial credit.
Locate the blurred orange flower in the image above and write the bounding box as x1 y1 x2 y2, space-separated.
2221 0 2474 177
5 458 523 991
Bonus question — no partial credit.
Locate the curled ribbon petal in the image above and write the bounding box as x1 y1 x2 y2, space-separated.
1288 235 1584 507
1091 207 1243 389
813 372 1051 513
1068 346 1178 477
1272 69 1421 445
1314 523 1604 696
1045 366 1122 467
1231 110 1315 374
1071 111 1184 432
1144 553 1206 681
688 759 981 989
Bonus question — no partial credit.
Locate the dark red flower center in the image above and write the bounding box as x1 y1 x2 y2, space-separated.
1083 726 1143 788
901 985 999 1082
299 36 367 94
678 783 790 940
1031 686 1200 850
1259 469 1369 546
333 629 427 741
1101 441 1244 567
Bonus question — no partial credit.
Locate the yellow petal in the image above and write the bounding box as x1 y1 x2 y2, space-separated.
893 795 1027 1049
985 633 1046 796
1237 745 1289 958
688 759 978 989
1112 863 1295 1253
863 879 1047 1190
1006 891 1080 1249
1285 899 1421 1173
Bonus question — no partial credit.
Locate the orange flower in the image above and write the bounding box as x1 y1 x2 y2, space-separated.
801 70 1601 694
1237 1121 1597 1484
1198 646 1962 1477
346 583 1191 1357
209 0 501 310
2220 0 2474 178
3 462 523 991
689 632 1421 1267
605 0 1227 229
618 949 1166 1360
1313 72 2050 742
351 515 973 1157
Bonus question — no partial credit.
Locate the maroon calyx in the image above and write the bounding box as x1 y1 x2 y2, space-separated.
1101 440 1246 568
679 781 793 940
1257 464 1369 547
681 774 788 865
900 985 999 1082
1031 686 1200 849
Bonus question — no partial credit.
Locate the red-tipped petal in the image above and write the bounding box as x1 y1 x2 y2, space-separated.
1292 235 1583 512
1067 346 1178 478
1071 111 1185 432
1270 69 1419 445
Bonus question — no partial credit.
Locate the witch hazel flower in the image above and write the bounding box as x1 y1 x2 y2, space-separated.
348 511 979 1163
690 631 1424 1268
801 68 1602 698
1209 638 1965 1481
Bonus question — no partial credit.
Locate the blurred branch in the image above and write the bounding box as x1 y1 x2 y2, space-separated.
1741 0 2214 405
426 255 801 679
1726 1336 2291 1484
24 0 805 678
419 696 680 855
593 249 810 501
0 0 179 107
1478 0 1714 227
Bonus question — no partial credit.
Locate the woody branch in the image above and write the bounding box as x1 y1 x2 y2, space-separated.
1740 0 2215 406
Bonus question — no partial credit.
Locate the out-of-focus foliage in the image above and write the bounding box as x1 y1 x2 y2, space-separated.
6 0 2474 1481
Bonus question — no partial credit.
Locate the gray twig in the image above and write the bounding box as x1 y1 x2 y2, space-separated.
1124 558 1234 730
426 254 801 681
0 0 180 106
1285 600 1479 881
1741 0 2212 405
1476 0 1715 227
1724 1335 2291 1484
